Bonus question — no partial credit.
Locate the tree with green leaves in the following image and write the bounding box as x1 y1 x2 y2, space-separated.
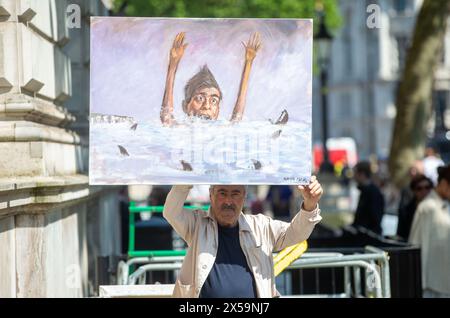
389 0 450 188
112 0 341 34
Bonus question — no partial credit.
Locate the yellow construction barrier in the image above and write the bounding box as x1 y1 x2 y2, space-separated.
273 241 308 277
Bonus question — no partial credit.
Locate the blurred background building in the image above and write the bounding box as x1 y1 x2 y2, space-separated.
313 0 450 161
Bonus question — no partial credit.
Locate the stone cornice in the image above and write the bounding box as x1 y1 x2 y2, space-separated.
0 175 121 219
0 121 81 144
0 94 76 127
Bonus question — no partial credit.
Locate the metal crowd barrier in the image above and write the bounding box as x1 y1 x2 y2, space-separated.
282 246 390 298
117 256 184 286
118 246 391 298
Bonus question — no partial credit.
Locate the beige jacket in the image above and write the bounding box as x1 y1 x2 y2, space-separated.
409 190 450 295
163 185 322 298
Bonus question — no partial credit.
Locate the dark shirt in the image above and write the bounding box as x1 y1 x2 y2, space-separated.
398 187 414 212
396 198 418 241
199 224 257 298
353 182 385 235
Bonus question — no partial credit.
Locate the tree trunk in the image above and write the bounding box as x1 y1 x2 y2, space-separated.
389 0 450 188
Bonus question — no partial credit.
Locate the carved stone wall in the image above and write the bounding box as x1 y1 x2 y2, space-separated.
0 0 121 297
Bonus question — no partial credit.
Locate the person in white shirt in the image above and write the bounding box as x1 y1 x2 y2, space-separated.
422 146 445 185
409 164 450 297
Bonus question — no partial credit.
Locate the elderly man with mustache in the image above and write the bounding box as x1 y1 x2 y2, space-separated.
163 177 323 298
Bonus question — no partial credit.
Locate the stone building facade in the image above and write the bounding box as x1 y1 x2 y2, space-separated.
0 0 121 297
313 0 450 160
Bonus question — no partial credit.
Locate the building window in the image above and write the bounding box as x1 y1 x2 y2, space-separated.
396 36 410 73
339 93 352 119
342 8 353 77
433 90 449 133
439 39 446 65
393 0 408 14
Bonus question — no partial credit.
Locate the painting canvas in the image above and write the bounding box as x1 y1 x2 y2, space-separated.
89 18 312 185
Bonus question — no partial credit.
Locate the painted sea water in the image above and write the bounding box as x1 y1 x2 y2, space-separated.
89 117 311 185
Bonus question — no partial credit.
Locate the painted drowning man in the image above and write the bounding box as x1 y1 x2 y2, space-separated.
160 32 262 126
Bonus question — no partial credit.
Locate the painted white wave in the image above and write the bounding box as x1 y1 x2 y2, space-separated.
89 117 311 185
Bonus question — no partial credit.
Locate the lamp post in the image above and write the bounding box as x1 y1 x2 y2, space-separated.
315 10 334 174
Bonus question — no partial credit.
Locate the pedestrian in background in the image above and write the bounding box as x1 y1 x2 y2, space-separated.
409 165 450 298
352 161 385 235
422 144 445 186
398 160 424 213
265 185 293 222
396 174 433 241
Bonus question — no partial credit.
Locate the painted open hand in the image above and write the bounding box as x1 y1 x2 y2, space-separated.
242 32 261 62
298 176 323 211
170 32 188 64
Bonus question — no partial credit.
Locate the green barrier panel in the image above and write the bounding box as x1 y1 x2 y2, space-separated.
129 204 210 213
128 202 209 258
128 250 187 257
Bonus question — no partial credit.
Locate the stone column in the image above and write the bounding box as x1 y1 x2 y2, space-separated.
0 0 121 297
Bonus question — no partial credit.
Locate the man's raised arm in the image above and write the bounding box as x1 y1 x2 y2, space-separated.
269 177 323 251
162 185 196 245
230 32 261 122
160 32 188 126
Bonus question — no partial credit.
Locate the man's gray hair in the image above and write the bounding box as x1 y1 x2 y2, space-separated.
209 185 248 194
